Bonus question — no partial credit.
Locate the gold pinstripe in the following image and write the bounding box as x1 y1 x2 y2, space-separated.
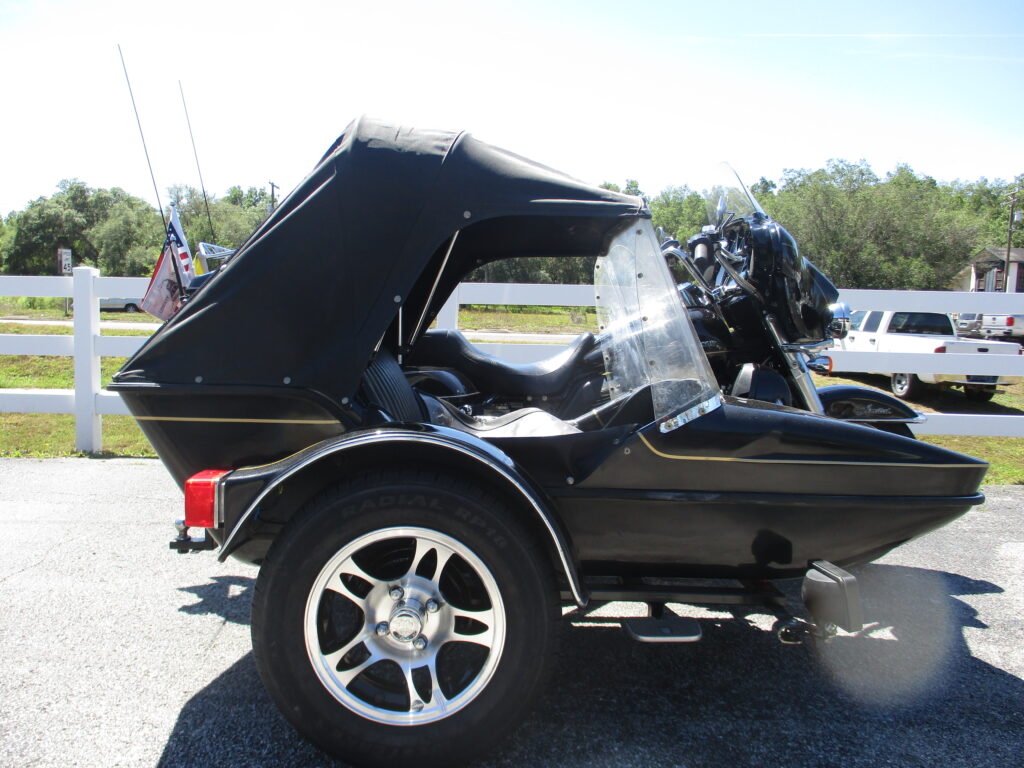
638 433 985 470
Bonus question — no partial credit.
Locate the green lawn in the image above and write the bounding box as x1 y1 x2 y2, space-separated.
0 296 157 324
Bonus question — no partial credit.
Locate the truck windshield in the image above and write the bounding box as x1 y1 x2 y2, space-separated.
887 312 954 335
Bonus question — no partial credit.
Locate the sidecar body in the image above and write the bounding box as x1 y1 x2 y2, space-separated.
110 118 987 768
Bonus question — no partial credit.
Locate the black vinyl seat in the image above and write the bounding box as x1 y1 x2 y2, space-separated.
408 329 597 398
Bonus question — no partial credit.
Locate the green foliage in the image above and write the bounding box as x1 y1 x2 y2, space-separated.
167 184 269 250
0 164 1018 291
763 160 988 289
468 256 596 285
2 180 161 276
649 186 707 242
89 195 163 276
0 180 272 277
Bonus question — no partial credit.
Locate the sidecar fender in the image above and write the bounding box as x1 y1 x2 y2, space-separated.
215 423 587 605
817 384 924 423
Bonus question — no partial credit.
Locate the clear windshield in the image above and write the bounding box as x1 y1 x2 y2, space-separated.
595 220 720 427
704 162 764 226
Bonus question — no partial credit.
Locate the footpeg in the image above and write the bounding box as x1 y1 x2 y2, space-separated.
622 614 702 643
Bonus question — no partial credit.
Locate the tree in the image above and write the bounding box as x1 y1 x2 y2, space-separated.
4 181 101 274
765 161 981 290
649 186 707 242
89 196 163 276
168 185 269 250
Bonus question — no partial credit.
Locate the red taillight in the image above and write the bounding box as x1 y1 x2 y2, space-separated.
934 346 946 353
1008 317 1015 327
184 469 231 528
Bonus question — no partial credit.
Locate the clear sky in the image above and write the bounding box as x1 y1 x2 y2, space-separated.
1 0 1023 216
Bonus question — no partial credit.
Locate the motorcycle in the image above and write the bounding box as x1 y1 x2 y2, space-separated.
111 119 987 768
407 165 922 436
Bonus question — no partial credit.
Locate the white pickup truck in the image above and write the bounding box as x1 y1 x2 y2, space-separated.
980 313 1024 342
836 310 1022 401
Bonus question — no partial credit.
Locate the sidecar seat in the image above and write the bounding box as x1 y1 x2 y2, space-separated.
407 329 596 399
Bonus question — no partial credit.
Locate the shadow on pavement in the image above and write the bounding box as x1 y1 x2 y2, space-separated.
158 565 1024 768
177 575 255 625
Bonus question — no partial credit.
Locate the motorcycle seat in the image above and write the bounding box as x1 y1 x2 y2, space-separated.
408 329 597 399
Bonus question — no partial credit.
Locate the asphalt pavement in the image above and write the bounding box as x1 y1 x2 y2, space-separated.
0 458 1021 768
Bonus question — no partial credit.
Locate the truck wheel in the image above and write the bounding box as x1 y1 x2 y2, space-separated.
251 471 557 768
890 373 921 400
964 386 995 402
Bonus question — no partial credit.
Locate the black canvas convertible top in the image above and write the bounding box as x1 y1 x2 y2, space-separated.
114 116 646 402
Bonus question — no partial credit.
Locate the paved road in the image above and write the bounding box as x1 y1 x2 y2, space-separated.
0 458 1021 767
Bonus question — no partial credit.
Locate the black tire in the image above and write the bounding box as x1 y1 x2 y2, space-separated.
125 303 139 313
964 386 995 402
890 373 921 400
251 470 558 768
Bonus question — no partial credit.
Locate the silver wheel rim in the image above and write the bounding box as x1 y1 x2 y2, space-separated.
893 373 910 395
304 526 506 725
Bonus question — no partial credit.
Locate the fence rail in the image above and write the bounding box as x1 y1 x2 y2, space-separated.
2 271 1023 450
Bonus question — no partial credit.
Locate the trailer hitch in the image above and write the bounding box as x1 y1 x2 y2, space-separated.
170 519 218 554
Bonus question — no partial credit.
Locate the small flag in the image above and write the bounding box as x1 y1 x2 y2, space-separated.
140 205 193 320
167 204 193 289
140 244 182 320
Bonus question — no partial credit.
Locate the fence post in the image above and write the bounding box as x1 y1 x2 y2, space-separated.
73 267 101 452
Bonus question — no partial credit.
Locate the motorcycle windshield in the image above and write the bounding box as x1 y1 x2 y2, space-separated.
595 220 721 428
705 162 765 226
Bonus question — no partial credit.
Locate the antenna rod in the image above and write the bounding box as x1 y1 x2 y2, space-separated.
117 44 166 228
179 80 216 242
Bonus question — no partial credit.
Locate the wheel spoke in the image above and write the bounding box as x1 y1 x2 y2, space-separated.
451 606 496 648
321 630 369 672
408 538 456 582
334 649 383 688
401 663 426 712
324 557 382 601
425 658 450 712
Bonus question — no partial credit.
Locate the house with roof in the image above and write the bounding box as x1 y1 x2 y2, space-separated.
949 247 1024 292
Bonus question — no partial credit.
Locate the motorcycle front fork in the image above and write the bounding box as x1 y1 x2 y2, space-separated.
763 315 827 415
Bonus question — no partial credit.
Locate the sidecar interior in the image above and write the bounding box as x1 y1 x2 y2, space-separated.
362 340 648 439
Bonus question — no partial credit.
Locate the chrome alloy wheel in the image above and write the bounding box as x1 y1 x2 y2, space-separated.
304 527 506 725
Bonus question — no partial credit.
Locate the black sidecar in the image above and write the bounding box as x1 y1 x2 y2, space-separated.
110 117 987 768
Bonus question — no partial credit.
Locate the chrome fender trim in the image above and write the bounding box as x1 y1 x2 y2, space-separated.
218 427 587 606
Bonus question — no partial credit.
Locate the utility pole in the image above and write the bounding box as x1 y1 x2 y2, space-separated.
268 181 279 215
1005 177 1022 293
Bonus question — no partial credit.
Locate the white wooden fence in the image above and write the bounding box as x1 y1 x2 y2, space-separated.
1 271 1023 452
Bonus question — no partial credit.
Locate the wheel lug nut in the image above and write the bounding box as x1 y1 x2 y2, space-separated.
389 586 404 601
413 635 427 650
375 622 389 637
426 599 441 613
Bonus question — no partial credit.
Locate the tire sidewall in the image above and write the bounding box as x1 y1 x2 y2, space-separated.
890 373 917 399
252 475 555 767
